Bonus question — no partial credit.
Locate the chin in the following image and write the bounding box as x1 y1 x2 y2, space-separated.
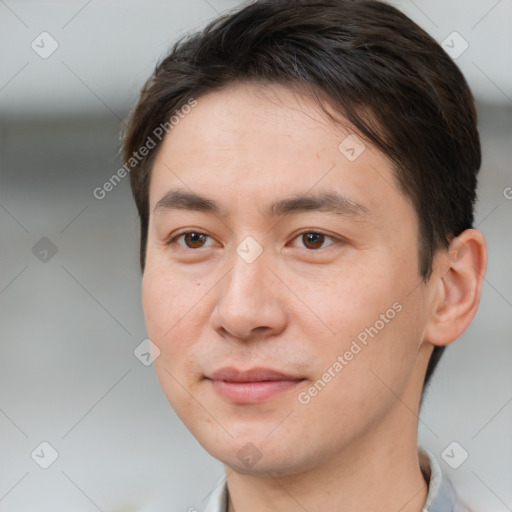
197 432 310 477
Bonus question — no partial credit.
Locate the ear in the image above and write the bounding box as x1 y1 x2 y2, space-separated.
423 229 487 346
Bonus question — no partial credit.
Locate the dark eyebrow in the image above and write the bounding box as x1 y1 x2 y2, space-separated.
267 191 369 217
154 188 369 218
154 189 223 215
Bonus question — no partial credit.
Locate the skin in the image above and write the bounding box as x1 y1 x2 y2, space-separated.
142 82 487 512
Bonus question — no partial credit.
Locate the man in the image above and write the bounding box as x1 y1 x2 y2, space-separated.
122 1 487 510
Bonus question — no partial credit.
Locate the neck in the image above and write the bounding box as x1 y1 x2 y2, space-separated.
225 405 428 512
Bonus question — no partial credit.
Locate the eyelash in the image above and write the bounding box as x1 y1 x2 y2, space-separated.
165 230 341 251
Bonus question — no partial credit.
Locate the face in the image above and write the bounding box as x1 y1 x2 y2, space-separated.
142 83 434 476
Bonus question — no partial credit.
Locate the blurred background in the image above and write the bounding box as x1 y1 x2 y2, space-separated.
0 1 511 510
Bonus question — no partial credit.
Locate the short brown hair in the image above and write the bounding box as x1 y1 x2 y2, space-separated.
122 0 481 390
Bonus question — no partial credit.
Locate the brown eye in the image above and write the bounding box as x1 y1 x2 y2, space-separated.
165 230 217 251
183 232 208 248
302 232 326 249
289 231 339 250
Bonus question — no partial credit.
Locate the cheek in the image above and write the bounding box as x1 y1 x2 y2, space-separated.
142 267 201 382
142 266 208 414
296 261 420 388
142 268 171 341
291 266 393 347
142 262 205 337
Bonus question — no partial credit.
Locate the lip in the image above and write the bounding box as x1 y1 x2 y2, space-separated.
210 367 302 382
207 367 305 404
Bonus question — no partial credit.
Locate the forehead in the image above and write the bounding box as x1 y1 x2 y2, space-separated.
149 82 407 220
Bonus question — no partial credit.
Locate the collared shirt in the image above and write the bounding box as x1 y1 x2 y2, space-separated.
204 446 472 512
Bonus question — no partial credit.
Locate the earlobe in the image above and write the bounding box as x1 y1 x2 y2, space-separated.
423 229 487 347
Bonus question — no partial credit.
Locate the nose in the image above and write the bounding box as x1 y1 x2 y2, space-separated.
209 249 288 341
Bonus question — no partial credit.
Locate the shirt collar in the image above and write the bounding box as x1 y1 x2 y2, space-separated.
204 446 469 512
